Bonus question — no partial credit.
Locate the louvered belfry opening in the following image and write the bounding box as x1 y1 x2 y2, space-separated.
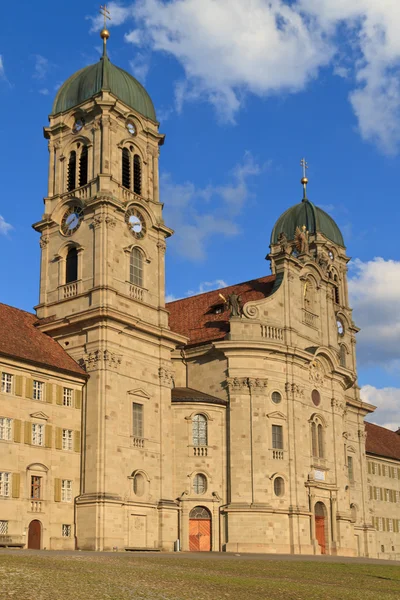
67 151 76 192
122 148 131 189
79 146 88 187
133 154 142 195
66 247 78 283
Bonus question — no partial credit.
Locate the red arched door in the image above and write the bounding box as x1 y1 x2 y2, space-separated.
28 520 41 549
189 507 211 552
315 502 326 554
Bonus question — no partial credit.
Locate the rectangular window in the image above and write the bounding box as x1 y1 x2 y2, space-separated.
382 465 387 477
376 487 381 501
33 381 44 401
272 425 283 450
378 517 383 531
61 480 72 503
396 491 400 503
30 476 42 499
132 403 143 438
32 423 44 446
0 520 8 534
1 373 13 394
63 388 73 407
348 456 354 483
386 489 390 502
372 462 376 475
0 472 10 497
389 519 394 532
0 417 12 441
62 524 71 537
62 429 73 451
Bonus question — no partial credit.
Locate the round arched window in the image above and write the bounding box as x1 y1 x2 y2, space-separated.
274 477 284 497
271 391 282 404
133 473 145 496
312 389 321 407
193 474 207 495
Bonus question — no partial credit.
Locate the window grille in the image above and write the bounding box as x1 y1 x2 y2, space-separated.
133 154 141 195
67 151 76 191
61 480 72 503
0 472 10 497
348 456 354 483
31 476 41 499
311 418 324 459
271 391 282 404
1 373 13 394
0 417 12 441
192 414 207 446
272 425 283 450
376 487 381 501
378 517 383 531
132 403 143 438
79 146 88 187
274 477 284 497
189 506 210 519
0 520 8 534
32 424 44 446
130 248 143 287
62 524 71 537
63 388 73 407
66 247 78 283
122 148 131 189
33 380 44 401
62 429 73 451
389 519 394 532
193 474 207 495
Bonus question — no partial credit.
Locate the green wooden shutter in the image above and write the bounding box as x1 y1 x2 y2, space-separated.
26 379 33 399
46 383 53 403
55 427 63 450
13 419 21 443
24 421 32 444
12 473 20 498
45 425 52 448
75 389 82 410
54 478 61 502
15 376 23 397
368 461 372 475
74 430 81 452
56 386 63 405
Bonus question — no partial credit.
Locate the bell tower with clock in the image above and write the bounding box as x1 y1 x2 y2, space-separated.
33 24 186 551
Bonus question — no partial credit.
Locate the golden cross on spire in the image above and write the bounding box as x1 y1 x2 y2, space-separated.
99 5 111 55
100 4 111 29
300 157 309 200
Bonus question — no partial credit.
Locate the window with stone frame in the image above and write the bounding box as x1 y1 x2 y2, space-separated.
33 380 44 401
0 417 12 441
63 388 73 407
61 480 72 503
130 247 144 287
62 429 73 451
272 425 283 450
339 345 346 368
193 473 207 495
311 417 324 459
30 476 42 499
132 403 143 439
62 524 72 537
192 414 208 447
0 472 10 497
0 520 8 534
32 423 44 446
348 455 354 483
1 373 13 394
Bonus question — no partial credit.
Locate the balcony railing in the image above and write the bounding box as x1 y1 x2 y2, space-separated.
261 325 284 342
129 284 145 302
303 309 318 328
62 282 78 299
133 437 144 448
271 449 284 460
193 446 208 457
30 500 43 512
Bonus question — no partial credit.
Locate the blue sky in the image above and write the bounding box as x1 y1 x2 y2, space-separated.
1 1 400 427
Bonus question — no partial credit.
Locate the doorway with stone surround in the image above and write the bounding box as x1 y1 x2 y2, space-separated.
314 502 328 554
28 519 42 549
189 506 211 552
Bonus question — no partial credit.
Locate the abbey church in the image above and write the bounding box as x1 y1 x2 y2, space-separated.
1 25 400 559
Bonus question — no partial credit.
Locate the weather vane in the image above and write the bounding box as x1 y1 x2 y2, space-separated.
99 4 111 55
300 157 309 200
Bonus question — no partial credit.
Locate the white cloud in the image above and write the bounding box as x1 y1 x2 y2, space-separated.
361 385 400 431
129 53 151 83
39 88 49 96
0 215 12 235
88 2 133 32
0 55 5 79
162 152 263 260
166 279 228 303
348 257 400 370
33 55 49 80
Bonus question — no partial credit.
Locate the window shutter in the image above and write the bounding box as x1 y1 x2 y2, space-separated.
368 461 372 474
395 520 399 533
15 376 23 397
55 427 63 450
12 473 20 499
24 421 32 444
378 464 381 476
369 486 373 500
14 419 21 443
45 425 52 448
381 488 384 501
373 487 377 500
75 389 82 410
74 430 81 452
56 386 63 405
46 383 53 403
54 478 61 502
26 379 33 399
383 518 386 531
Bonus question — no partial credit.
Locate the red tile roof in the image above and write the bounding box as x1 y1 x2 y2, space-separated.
366 422 400 461
0 303 86 377
167 275 276 347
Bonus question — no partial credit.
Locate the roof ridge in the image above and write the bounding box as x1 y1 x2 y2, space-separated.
0 302 36 318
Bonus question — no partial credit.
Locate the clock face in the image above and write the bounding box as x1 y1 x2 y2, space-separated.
336 319 344 336
126 121 136 136
73 118 84 133
125 207 146 239
61 206 84 236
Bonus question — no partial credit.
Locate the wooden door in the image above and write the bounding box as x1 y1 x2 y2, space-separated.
28 520 41 550
315 516 326 554
189 519 211 552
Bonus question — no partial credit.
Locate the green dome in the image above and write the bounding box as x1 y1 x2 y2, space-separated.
271 198 345 247
52 55 156 121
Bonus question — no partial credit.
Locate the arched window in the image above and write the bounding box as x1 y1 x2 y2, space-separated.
339 345 346 368
311 416 324 459
67 151 76 192
79 146 88 187
122 148 131 189
274 477 285 497
133 473 145 496
193 473 207 495
66 247 78 283
192 414 207 447
130 248 143 287
304 279 315 313
133 154 142 195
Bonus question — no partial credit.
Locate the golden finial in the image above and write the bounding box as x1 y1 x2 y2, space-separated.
100 4 111 55
300 157 308 200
